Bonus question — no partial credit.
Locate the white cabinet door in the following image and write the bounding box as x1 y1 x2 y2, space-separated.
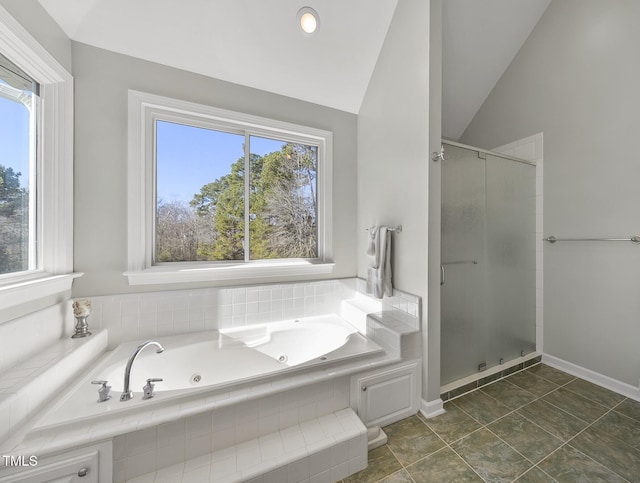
352 361 420 427
0 442 111 483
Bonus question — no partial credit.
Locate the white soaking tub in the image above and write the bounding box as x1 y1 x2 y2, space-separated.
32 314 384 432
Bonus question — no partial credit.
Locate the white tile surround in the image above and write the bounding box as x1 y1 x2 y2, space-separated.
112 380 354 482
0 303 74 374
493 133 544 352
0 277 421 482
124 408 367 483
86 278 420 349
0 330 107 454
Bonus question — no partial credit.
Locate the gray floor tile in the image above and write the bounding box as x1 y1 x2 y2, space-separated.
383 415 429 439
542 387 608 423
452 390 512 425
526 364 575 385
406 447 483 482
615 398 640 421
517 399 588 441
424 402 482 444
563 378 626 408
538 444 627 482
379 468 414 483
569 426 640 482
368 367 635 483
343 445 401 483
480 380 538 410
514 466 557 482
507 371 559 397
451 428 532 483
592 409 640 448
488 413 563 464
383 416 445 465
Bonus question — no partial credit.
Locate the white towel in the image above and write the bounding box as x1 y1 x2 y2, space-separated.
366 226 393 299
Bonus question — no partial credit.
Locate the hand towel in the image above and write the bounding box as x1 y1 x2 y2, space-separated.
366 226 393 299
366 226 377 256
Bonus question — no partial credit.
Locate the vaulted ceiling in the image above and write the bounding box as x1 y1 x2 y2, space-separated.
38 0 551 135
442 0 551 140
37 0 398 113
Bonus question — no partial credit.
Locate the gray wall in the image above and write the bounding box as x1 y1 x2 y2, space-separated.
72 42 358 296
0 0 71 72
357 0 432 400
461 0 640 386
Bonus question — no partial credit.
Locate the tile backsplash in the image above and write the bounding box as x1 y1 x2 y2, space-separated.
88 279 356 349
85 277 420 349
0 277 421 368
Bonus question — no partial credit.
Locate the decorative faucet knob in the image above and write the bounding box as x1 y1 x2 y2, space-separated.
142 378 163 400
91 380 111 403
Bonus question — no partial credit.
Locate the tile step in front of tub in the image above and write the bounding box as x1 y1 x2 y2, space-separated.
125 408 367 483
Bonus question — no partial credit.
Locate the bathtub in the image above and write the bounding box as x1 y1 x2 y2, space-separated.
32 314 384 433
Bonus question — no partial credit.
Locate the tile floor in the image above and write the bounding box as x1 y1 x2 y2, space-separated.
340 363 640 482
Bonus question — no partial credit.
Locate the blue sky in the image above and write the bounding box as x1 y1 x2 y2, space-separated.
0 90 31 187
0 100 288 202
156 121 284 204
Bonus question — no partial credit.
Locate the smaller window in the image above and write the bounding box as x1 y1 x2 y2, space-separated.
0 53 39 277
126 91 334 284
0 4 75 310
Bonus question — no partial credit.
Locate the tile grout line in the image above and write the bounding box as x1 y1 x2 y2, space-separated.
418 367 570 482
440 368 593 482
373 366 637 483
435 416 505 482
522 401 633 483
562 404 634 483
414 416 487 482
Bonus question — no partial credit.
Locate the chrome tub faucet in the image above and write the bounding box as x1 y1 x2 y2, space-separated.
120 340 164 401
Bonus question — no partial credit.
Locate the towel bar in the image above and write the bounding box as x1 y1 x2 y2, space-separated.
365 225 402 233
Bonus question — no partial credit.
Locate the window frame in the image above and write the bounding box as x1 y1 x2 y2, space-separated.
126 90 334 285
0 5 76 309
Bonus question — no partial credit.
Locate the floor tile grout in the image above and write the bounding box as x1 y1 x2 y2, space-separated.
348 365 640 483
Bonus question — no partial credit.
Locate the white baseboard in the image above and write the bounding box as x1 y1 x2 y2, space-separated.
543 353 640 402
420 398 445 418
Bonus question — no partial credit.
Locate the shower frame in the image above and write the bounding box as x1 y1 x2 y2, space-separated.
439 139 538 389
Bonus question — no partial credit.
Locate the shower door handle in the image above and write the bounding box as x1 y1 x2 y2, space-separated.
440 265 445 285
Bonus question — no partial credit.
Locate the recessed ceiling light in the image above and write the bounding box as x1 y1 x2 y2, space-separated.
297 7 319 35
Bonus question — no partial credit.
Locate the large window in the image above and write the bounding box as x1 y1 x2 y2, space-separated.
0 53 38 276
127 91 333 284
155 123 318 263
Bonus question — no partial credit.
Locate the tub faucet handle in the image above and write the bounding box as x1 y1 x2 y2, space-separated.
142 378 163 400
91 380 111 403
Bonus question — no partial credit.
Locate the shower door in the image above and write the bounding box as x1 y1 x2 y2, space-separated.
441 143 536 386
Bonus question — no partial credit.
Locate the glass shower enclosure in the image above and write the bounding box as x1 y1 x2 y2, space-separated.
441 142 536 386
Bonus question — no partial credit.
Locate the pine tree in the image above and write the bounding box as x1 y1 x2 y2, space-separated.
0 165 29 273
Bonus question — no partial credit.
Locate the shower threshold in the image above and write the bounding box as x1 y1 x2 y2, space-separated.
440 352 542 402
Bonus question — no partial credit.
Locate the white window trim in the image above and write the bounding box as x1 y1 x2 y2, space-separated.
0 6 78 309
126 90 334 285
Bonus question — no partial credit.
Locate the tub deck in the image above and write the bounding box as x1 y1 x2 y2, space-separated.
30 315 385 434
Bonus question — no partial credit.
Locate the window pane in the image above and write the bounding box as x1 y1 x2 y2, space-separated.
249 136 318 260
155 121 245 262
0 79 36 275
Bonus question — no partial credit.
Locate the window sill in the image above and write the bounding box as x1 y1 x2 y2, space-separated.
0 272 83 310
124 261 335 286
